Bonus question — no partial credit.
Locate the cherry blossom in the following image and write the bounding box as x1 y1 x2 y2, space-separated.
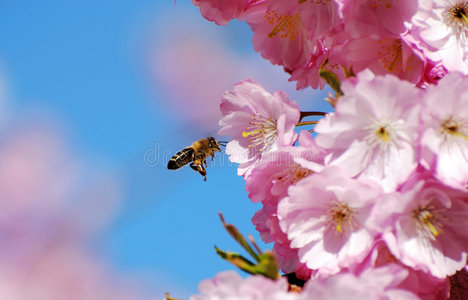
338 0 419 38
219 79 300 177
420 72 468 190
301 264 419 300
409 0 468 73
192 0 252 25
242 1 314 71
190 271 294 300
278 167 382 275
315 70 421 192
376 175 468 278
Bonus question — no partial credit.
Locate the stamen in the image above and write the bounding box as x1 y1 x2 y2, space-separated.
264 11 300 40
443 1 468 41
242 114 278 152
327 202 357 236
441 117 468 141
414 206 444 241
376 0 393 9
242 129 262 138
377 38 403 73
364 119 397 151
276 164 312 185
376 126 390 142
449 2 468 25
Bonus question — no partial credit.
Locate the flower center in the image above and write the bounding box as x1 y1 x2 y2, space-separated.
275 164 312 185
377 38 403 73
441 116 468 141
265 11 300 40
365 119 399 150
449 2 468 24
376 125 391 142
443 1 468 41
327 202 357 235
413 205 444 241
242 114 278 152
370 0 395 9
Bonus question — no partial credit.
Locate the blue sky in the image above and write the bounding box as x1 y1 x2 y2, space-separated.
0 1 330 297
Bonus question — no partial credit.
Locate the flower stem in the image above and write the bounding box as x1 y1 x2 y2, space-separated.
296 121 318 126
300 111 326 120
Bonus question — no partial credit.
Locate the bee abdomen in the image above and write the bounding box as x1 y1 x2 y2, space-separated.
167 147 194 170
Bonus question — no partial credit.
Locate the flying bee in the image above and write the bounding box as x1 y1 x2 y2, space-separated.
167 137 227 181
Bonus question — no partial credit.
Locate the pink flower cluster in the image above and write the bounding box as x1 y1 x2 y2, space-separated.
192 71 468 299
192 265 434 300
193 0 468 89
190 0 468 299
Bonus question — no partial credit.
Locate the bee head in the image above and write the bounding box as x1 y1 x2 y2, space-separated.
207 137 221 151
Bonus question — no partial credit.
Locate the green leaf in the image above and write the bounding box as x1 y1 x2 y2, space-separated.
215 247 280 280
219 213 260 262
319 69 343 98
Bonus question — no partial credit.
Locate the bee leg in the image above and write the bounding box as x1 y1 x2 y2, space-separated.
190 162 200 172
190 162 207 181
199 163 207 181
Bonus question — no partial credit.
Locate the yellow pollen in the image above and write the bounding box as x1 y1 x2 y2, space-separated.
377 38 402 73
242 114 278 151
424 219 441 237
336 214 344 233
376 126 390 142
441 118 468 141
451 3 468 25
463 13 468 25
370 0 393 9
265 11 299 40
328 202 355 235
418 210 441 238
295 168 312 180
242 129 262 138
414 207 444 240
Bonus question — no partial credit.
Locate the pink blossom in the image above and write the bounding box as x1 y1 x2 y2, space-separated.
349 241 450 299
266 0 340 39
242 1 315 71
278 167 382 275
300 264 419 300
219 79 300 177
253 205 312 278
409 0 468 73
341 35 426 84
420 72 468 190
289 40 347 90
418 61 448 87
399 267 450 300
247 131 324 276
272 242 304 275
190 271 294 300
376 176 468 278
338 0 419 38
246 130 325 204
315 70 421 192
192 0 252 25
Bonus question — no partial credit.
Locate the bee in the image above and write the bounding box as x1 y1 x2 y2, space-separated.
167 137 226 181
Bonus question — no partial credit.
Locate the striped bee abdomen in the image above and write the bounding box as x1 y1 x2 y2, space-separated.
167 147 195 170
